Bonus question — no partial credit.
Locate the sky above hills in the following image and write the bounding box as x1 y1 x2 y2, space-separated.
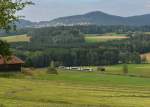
18 0 150 22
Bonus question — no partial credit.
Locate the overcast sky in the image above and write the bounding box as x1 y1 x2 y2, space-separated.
18 0 150 22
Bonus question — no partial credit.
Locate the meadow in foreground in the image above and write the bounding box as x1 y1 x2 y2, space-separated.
0 66 150 107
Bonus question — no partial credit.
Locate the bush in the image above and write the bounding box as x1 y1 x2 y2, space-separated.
47 61 58 74
22 68 35 76
22 71 35 76
123 64 128 75
97 66 106 72
47 67 58 74
22 68 48 77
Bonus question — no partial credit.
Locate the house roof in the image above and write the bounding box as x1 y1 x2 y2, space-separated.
0 55 24 65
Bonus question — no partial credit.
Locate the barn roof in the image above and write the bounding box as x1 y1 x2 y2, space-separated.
0 55 24 65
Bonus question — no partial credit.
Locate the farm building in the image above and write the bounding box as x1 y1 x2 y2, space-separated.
59 66 94 72
0 55 24 72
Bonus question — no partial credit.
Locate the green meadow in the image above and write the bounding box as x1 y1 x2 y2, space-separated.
84 33 128 43
0 34 30 43
0 64 150 107
104 64 150 78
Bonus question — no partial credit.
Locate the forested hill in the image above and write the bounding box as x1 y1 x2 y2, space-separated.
49 11 150 26
7 11 150 28
15 19 34 28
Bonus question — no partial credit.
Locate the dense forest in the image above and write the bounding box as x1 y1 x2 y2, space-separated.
14 48 119 67
2 25 150 36
1 25 150 67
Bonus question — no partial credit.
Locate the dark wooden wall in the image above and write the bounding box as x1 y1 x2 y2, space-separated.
0 64 22 72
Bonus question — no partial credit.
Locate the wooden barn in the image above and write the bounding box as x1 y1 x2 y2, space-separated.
0 55 24 72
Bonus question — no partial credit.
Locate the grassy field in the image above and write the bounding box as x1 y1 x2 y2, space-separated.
144 32 150 35
0 34 30 43
103 64 150 78
0 65 150 107
85 33 128 43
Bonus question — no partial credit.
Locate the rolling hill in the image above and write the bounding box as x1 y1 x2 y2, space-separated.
15 19 34 28
15 11 150 28
49 11 150 26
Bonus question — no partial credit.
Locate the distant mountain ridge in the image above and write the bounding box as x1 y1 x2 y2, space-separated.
17 11 150 28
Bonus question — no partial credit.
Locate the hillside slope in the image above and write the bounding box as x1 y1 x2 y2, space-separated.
49 11 150 26
13 11 150 28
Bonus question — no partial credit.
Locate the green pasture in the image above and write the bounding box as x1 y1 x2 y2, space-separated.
0 65 150 107
104 64 150 78
0 34 30 43
144 32 150 35
84 33 128 43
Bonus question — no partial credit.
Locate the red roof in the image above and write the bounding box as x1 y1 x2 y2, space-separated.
0 55 24 65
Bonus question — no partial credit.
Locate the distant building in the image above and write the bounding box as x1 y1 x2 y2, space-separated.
82 68 93 72
0 55 24 72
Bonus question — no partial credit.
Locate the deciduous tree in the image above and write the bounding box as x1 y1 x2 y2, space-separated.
0 0 33 31
0 0 33 63
0 40 11 63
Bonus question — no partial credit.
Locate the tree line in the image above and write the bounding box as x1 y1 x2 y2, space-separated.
4 25 150 67
15 48 119 67
2 25 150 36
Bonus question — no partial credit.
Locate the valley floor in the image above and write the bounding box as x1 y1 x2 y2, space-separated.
0 69 150 107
